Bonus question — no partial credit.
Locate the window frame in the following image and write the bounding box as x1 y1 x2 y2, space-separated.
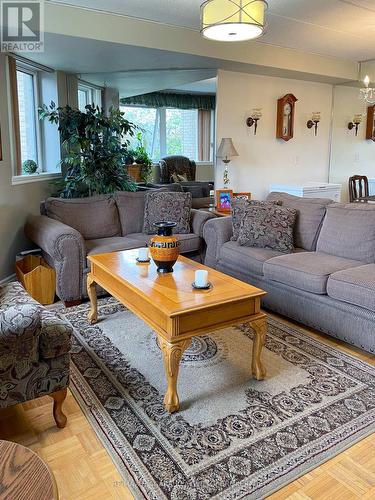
16 62 43 172
78 80 102 111
121 104 214 163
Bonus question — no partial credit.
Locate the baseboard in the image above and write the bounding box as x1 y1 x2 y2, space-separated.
0 273 16 285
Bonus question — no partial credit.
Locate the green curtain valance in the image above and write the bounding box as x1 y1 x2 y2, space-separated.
120 92 216 110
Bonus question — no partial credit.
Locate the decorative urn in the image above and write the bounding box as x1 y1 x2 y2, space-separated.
149 221 180 273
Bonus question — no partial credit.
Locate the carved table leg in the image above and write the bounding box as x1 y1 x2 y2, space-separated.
158 336 192 413
87 273 98 324
251 317 267 380
50 388 67 428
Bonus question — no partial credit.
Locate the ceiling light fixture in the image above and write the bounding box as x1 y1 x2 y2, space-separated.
200 0 268 42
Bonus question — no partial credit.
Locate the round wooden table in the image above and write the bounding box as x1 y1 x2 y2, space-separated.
0 440 58 499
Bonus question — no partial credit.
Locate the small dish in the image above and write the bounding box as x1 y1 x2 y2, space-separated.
136 258 151 263
192 281 212 290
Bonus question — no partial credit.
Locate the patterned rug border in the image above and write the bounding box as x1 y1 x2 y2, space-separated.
62 300 375 499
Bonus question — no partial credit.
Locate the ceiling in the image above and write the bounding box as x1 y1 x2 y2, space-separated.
49 0 375 61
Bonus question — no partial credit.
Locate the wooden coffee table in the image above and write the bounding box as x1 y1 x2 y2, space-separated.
87 249 268 413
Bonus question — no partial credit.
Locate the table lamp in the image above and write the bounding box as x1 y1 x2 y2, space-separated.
217 138 239 187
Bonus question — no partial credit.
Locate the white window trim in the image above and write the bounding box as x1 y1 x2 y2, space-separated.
78 80 102 109
12 171 61 186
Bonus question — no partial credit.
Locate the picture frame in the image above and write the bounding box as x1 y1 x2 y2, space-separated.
216 189 233 213
233 192 251 201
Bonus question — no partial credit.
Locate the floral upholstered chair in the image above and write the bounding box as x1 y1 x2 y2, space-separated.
0 282 72 427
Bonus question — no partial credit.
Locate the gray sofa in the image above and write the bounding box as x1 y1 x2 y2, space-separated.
0 282 71 427
25 191 214 305
203 192 375 353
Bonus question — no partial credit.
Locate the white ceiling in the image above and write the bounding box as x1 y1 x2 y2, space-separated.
49 0 375 61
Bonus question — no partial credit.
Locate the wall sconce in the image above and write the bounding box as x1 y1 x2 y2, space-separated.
246 108 262 135
348 114 362 136
307 111 321 136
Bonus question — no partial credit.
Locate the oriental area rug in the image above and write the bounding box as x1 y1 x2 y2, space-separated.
57 297 375 499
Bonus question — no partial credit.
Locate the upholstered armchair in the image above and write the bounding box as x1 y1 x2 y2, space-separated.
0 282 72 428
158 155 197 183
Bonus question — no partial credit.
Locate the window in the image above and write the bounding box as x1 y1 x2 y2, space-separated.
121 105 214 162
9 57 61 180
17 65 41 173
78 82 102 111
17 68 39 165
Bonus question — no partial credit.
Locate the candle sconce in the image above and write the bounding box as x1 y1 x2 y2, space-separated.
307 112 321 136
246 108 262 135
348 114 362 136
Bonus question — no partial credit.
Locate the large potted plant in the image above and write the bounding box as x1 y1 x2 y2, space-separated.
39 103 138 197
127 132 153 183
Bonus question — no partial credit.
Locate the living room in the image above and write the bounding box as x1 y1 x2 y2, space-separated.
0 1 374 499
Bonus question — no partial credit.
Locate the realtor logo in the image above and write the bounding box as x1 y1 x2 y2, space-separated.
1 0 44 52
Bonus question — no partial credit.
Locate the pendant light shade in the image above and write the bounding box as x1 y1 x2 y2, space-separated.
201 0 267 42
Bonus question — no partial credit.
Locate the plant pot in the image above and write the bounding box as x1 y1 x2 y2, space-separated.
127 164 143 182
149 221 180 273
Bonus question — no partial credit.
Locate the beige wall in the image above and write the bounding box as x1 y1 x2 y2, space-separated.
0 54 53 281
329 86 375 201
216 70 333 199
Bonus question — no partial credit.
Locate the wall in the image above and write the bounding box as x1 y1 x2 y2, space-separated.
215 70 333 199
0 54 53 281
329 86 375 201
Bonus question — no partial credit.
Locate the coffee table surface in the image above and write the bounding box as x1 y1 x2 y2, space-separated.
88 249 265 316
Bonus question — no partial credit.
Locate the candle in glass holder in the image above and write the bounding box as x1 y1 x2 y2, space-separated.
138 247 149 261
195 270 208 287
312 111 321 122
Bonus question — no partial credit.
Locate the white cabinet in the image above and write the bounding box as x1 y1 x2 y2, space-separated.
269 182 341 202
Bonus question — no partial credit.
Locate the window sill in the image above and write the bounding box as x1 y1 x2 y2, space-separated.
12 172 61 186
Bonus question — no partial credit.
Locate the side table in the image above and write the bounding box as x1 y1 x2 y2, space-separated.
0 440 58 499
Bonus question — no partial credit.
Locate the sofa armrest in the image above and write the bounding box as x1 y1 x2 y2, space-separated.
190 209 216 237
0 304 41 369
25 215 85 302
203 216 233 268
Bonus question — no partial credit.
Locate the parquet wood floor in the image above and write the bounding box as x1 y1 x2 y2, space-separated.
0 313 374 499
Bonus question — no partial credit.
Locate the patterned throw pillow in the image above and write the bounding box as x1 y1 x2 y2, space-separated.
143 191 192 234
237 205 297 252
231 199 283 241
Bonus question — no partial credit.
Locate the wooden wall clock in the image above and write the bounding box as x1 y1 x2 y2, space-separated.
276 93 298 141
366 105 375 141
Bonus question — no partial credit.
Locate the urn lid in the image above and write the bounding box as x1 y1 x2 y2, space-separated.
153 221 177 229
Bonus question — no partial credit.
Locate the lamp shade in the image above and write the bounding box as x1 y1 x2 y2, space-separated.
217 138 239 158
201 0 267 42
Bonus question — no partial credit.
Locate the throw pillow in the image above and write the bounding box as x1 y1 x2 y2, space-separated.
237 205 297 252
143 191 192 234
231 199 283 241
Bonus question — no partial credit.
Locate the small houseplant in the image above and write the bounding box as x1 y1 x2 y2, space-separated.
39 103 138 197
22 160 38 175
127 132 153 183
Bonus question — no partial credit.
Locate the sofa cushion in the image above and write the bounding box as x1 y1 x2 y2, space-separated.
327 264 375 313
128 232 201 254
267 192 332 251
143 191 192 234
316 203 375 263
85 237 143 256
39 309 72 359
114 191 147 236
231 198 282 241
45 195 121 240
264 251 363 294
237 205 297 253
218 242 290 276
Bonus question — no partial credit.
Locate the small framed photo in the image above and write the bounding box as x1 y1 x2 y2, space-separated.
233 192 251 201
216 189 233 212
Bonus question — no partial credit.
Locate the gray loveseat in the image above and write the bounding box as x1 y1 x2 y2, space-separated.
203 192 375 353
25 191 214 305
